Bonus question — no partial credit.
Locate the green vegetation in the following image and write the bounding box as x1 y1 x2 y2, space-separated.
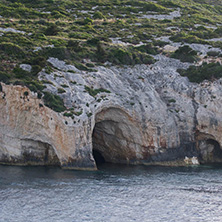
1 0 222 111
63 112 73 117
0 42 24 58
207 51 221 57
87 112 92 117
57 88 66 93
169 32 208 45
178 62 222 83
171 45 198 63
168 99 176 103
61 84 68 88
84 86 111 97
45 23 60 36
23 91 29 96
0 72 11 83
96 45 156 65
43 91 66 112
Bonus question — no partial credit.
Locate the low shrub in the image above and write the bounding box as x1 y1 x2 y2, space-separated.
87 38 100 46
67 40 81 52
86 63 95 68
110 48 133 65
50 38 67 47
170 33 208 44
31 65 42 75
13 67 30 79
69 32 92 39
43 91 66 112
0 72 11 83
28 56 47 67
214 27 222 36
171 45 198 63
207 51 220 57
104 46 156 65
61 84 69 88
45 47 71 60
74 62 93 71
96 42 106 62
58 88 66 93
31 33 47 40
63 112 73 117
84 86 111 97
24 80 46 92
178 62 222 83
0 42 24 58
93 11 106 20
45 23 60 36
135 43 159 55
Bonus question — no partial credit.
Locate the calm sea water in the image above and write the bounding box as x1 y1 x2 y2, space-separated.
1 164 222 222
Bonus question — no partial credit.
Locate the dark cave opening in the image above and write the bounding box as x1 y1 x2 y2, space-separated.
93 149 106 165
92 108 141 168
92 121 107 166
207 139 222 160
92 119 123 166
22 140 60 166
199 138 222 163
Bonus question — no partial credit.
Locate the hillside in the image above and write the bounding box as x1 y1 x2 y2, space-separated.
1 0 222 109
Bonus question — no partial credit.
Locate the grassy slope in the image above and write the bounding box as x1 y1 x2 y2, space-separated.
0 0 222 111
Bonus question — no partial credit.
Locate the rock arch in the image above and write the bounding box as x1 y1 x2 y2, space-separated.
21 139 60 166
92 107 144 166
197 134 222 163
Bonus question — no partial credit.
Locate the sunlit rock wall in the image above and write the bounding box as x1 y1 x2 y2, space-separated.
1 56 222 169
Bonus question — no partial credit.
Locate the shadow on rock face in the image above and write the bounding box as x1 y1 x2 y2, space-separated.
92 149 105 165
198 138 222 163
92 107 143 166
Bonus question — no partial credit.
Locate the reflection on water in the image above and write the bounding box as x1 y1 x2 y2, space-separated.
1 164 222 222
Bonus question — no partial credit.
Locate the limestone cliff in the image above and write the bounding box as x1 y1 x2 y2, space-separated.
1 55 222 170
0 84 96 170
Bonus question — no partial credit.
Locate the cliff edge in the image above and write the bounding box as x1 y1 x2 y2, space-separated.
1 55 222 170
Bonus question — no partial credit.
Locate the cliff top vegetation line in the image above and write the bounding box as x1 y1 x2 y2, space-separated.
1 0 222 111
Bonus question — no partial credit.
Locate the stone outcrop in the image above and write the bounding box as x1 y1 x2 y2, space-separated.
1 55 222 170
0 84 96 170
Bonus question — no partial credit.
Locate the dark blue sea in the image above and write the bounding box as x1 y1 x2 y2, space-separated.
1 164 222 222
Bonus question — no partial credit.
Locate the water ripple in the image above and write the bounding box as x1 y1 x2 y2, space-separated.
1 165 222 222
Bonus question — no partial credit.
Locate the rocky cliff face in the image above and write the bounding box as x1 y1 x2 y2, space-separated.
0 84 96 170
1 55 222 170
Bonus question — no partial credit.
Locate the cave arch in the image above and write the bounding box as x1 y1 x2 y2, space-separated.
198 138 222 163
21 139 60 166
92 107 143 166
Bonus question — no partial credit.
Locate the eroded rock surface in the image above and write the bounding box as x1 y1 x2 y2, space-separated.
1 56 222 169
0 84 96 170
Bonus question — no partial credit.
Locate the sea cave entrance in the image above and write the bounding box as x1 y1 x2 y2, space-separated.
21 140 60 166
92 108 141 167
92 149 106 165
92 119 125 166
199 139 222 163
